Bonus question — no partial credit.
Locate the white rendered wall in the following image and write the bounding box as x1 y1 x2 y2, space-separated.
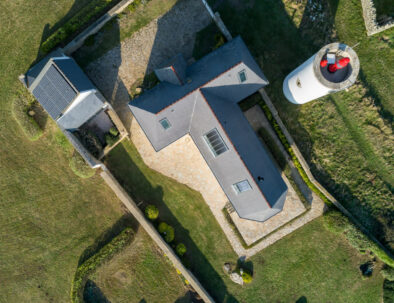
283 56 331 104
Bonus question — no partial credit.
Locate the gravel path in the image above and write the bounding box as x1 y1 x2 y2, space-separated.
85 0 211 131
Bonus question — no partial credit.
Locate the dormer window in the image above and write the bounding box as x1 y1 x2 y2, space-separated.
233 180 252 194
159 118 171 130
238 70 247 83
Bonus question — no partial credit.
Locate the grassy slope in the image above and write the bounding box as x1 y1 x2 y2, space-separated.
211 0 394 251
89 230 190 302
105 140 383 302
0 1 127 301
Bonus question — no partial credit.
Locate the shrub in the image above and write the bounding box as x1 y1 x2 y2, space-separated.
105 133 118 147
359 261 374 277
383 280 394 303
157 222 174 243
145 205 159 220
69 152 95 179
176 243 187 256
41 0 114 53
158 222 168 234
241 271 253 284
381 266 394 281
323 211 350 234
127 0 144 13
12 96 43 141
71 228 134 303
164 225 175 243
109 126 119 137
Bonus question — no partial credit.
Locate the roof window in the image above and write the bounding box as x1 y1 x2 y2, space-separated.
159 118 171 130
238 69 247 83
204 128 228 157
233 180 252 194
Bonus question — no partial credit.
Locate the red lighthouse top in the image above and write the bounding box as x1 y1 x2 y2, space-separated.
320 57 350 73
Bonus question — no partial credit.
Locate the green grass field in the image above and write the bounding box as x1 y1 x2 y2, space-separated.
208 0 394 253
105 140 384 302
86 229 191 302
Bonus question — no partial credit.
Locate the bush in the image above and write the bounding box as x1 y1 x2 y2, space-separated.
41 0 113 53
12 96 43 141
381 266 394 281
158 222 175 243
323 211 350 234
360 261 374 277
158 222 168 234
145 205 159 220
71 228 134 303
109 126 119 137
69 152 95 179
127 0 145 13
241 271 253 284
176 243 187 256
383 280 394 303
105 133 118 147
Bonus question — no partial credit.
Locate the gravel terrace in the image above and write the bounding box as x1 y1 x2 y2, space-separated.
85 0 212 132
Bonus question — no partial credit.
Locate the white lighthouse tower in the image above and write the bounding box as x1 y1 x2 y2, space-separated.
283 42 360 105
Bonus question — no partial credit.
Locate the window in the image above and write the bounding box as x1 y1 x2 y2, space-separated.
159 118 171 130
233 180 252 194
238 70 247 83
203 128 228 157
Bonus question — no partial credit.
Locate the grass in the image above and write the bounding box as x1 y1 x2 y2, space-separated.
74 0 179 67
209 0 394 252
69 152 96 179
87 229 191 302
0 1 128 301
105 140 384 302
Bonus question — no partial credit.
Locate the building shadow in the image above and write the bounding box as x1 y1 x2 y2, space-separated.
104 143 239 303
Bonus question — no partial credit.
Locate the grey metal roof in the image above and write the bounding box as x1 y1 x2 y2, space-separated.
129 36 287 222
57 92 104 130
32 64 77 119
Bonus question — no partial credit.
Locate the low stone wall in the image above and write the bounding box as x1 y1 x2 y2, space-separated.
361 0 394 36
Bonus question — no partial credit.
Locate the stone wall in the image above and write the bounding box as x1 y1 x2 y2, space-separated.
361 0 394 36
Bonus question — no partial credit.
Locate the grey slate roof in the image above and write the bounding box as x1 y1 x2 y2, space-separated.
129 36 288 222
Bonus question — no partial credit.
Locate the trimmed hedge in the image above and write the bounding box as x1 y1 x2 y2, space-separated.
241 271 253 284
145 204 159 220
323 211 394 267
41 0 114 53
12 97 43 141
71 227 134 303
69 152 95 179
158 222 175 243
176 243 187 257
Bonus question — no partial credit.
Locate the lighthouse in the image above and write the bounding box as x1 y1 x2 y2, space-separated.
283 42 360 105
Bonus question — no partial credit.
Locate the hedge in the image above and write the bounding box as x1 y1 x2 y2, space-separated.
71 227 134 303
323 211 394 267
12 97 43 141
69 152 95 179
41 0 114 53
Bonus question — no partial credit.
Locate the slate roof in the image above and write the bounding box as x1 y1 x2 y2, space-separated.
129 36 288 222
27 54 96 119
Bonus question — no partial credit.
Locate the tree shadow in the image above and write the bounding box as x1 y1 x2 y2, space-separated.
78 213 139 266
296 296 308 303
83 279 111 303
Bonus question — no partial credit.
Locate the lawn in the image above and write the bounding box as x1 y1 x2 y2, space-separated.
85 229 191 303
0 0 124 301
105 140 384 302
207 0 394 252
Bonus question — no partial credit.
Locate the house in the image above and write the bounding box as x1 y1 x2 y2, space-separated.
129 36 288 222
20 49 126 167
